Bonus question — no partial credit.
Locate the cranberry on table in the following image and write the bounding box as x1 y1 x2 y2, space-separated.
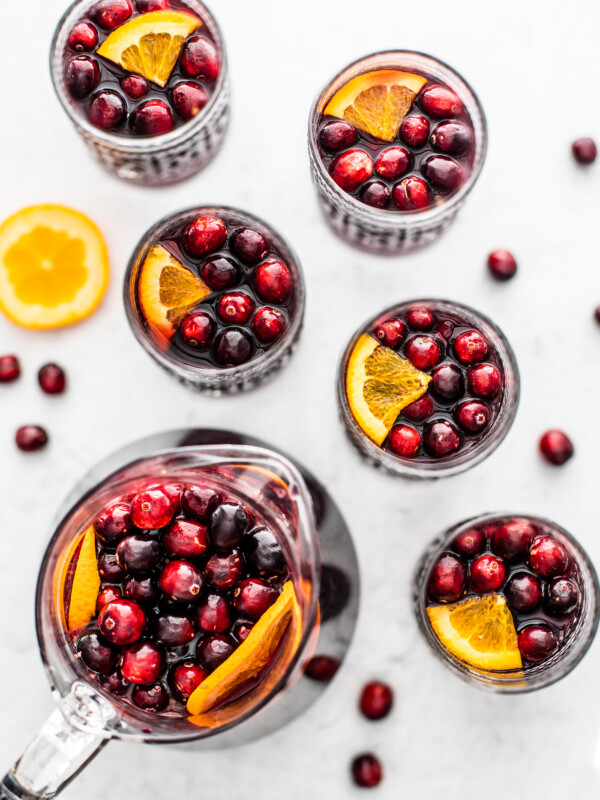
204 549 244 590
454 330 488 365
0 355 20 382
405 335 442 370
214 328 253 366
120 640 166 684
352 754 383 789
98 599 146 646
16 426 48 452
124 576 159 607
200 256 240 290
487 249 517 281
196 634 236 672
180 311 216 349
373 318 406 349
467 364 501 398
254 260 293 304
362 182 390 208
131 487 175 529
455 401 491 434
78 631 118 674
431 121 473 156
470 554 506 593
492 520 535 561
181 485 222 522
243 527 286 576
423 420 461 458
169 661 207 702
172 81 208 121
388 425 420 458
330 149 373 192
66 56 100 100
122 75 149 100
209 502 249 550
180 35 220 81
131 100 175 136
320 121 358 151
217 292 255 325
304 655 340 681
159 560 203 603
230 228 269 265
504 572 542 613
68 22 98 52
91 0 133 30
572 137 597 165
517 624 558 662
539 430 574 466
375 147 410 180
132 683 169 712
233 577 278 620
162 518 207 559
545 578 580 616
402 394 434 423
154 612 196 646
453 528 485 557
422 156 464 194
98 552 126 583
195 593 233 634
431 363 464 401
251 307 287 344
406 308 434 331
419 84 461 117
427 553 466 602
529 536 569 578
392 176 430 210
38 363 67 394
400 115 430 147
359 681 394 721
89 90 127 131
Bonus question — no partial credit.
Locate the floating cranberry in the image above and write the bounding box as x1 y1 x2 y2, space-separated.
572 137 597 165
529 536 569 578
99 671 129 695
453 528 485 557
431 121 473 156
352 754 383 788
230 227 269 265
406 308 434 331
539 430 574 466
320 121 357 151
124 576 159 608
392 176 430 210
68 22 98 51
122 75 149 100
195 593 232 634
375 147 410 180
455 400 491 434
438 320 455 340
251 307 287 344
388 425 421 458
467 364 501 399
244 527 286 576
424 420 461 458
78 631 118 674
200 255 239 289
137 0 170 8
518 624 558 663
470 554 506 593
487 249 517 281
162 519 207 560
362 182 390 208
94 504 131 545
98 599 146 646
116 535 162 574
0 355 20 382
304 655 339 681
180 35 220 81
169 661 207 702
431 363 464 401
454 330 489 365
180 311 215 349
254 260 293 304
130 100 175 136
217 292 255 325
131 487 175 529
505 572 542 613
330 149 373 192
214 329 252 366
89 90 127 131
196 634 236 673
96 586 123 613
360 681 393 721
205 549 244 590
181 486 222 522
405 335 442 370
400 115 430 147
233 578 278 620
422 156 464 194
209 502 248 550
172 81 208 121
120 641 166 684
132 683 169 712
492 520 535 561
545 578 580 616
427 554 466 602
154 611 196 646
66 56 100 100
232 621 254 642
420 85 462 117
97 552 126 583
159 560 203 603
402 395 434 423
372 318 405 349
91 0 132 28
16 426 48 452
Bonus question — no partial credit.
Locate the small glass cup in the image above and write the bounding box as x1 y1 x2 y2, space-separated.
0 430 359 799
337 299 519 479
308 51 487 254
124 206 306 394
50 0 230 186
413 512 600 692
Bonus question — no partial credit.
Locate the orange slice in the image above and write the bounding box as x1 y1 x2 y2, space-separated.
187 581 301 717
138 244 211 344
324 70 428 142
0 205 109 329
97 10 201 87
64 526 101 632
427 593 523 672
346 333 431 445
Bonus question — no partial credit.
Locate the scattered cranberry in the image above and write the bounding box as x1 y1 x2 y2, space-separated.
373 318 406 348
392 176 430 210
130 487 174 529
66 56 100 100
96 585 122 613
196 634 236 672
183 216 230 260
362 182 390 208
539 430 574 466
233 578 278 620
171 81 208 121
181 485 222 522
162 518 207 560
200 256 239 289
330 149 373 192
431 121 473 156
0 355 20 383
132 683 169 712
406 308 434 331
454 330 488 365
320 121 358 152
232 621 254 642
360 681 393 721
122 75 149 100
487 249 517 281
422 156 464 194
529 536 569 578
124 576 159 608
116 535 161 573
251 307 287 344
131 100 175 136
195 593 233 634
491 520 535 561
517 624 558 663
545 578 580 616
400 115 430 147
572 137 597 165
388 425 420 458
94 503 132 544
455 401 491 434
420 85 462 118
16 426 48 452
91 0 132 30
504 572 542 613
453 528 485 557
423 420 461 458
254 260 293 304
89 90 127 131
38 363 66 395
427 554 466 602
214 329 253 366
217 292 255 325
470 554 506 593
204 549 244 590
180 311 216 349
98 599 146 646
169 661 207 702
304 655 340 681
154 612 196 646
136 0 170 10
68 22 98 51
375 147 410 180
120 641 166 684
402 395 434 423
159 560 203 603
180 35 220 81
352 754 383 788
97 552 126 583
405 335 442 370
431 363 464 401
467 364 501 399
230 228 269 265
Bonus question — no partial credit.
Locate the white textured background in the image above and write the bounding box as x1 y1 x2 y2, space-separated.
1 0 600 797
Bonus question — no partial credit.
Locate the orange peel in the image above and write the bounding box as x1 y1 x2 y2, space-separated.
64 526 100 632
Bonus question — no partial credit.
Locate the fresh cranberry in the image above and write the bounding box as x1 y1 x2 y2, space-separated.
37 363 67 395
487 249 517 281
392 176 430 210
16 426 48 452
181 486 222 522
200 256 239 289
375 147 410 180
124 576 159 607
195 593 232 634
0 355 20 382
205 549 244 590
116 535 162 573
529 536 569 578
233 578 278 620
400 115 430 147
251 307 287 344
94 503 132 544
209 503 248 550
388 425 420 458
154 611 196 646
424 420 461 458
572 137 597 165
132 683 168 712
545 578 580 616
91 0 133 28
422 156 464 194
539 430 574 466
162 519 207 560
362 182 390 208
171 81 208 121
66 56 100 100
254 260 292 304
320 121 357 151
427 554 466 602
149 481 183 512
352 754 383 788
467 364 501 399
453 330 489 365
136 0 170 10
330 149 373 192
89 90 127 131
122 75 149 100
304 655 340 681
196 634 236 672
96 586 123 613
159 561 203 603
120 641 166 684
360 681 393 721
517 624 558 663
230 227 269 265
180 35 220 81
438 320 455 340
217 292 255 325
504 572 542 613
99 670 130 695
453 528 485 557
419 85 462 117
98 599 146 646
180 311 215 349
373 318 405 349
214 329 253 365
431 121 473 156
455 401 491 434
131 100 175 135
97 552 126 583
405 335 442 370
78 631 119 675
406 308 434 331
402 395 434 423
183 215 227 258
169 661 207 702
131 487 174 529
243 527 286 576
68 22 99 51
492 520 535 561
470 554 506 593
431 363 464 401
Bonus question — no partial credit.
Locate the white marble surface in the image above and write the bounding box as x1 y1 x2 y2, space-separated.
1 0 600 796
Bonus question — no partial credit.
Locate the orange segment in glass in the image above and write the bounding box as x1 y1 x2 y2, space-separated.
64 526 101 633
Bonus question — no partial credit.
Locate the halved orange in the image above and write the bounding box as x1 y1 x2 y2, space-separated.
97 10 202 87
427 593 523 672
324 70 428 142
0 205 109 329
138 244 211 344
187 581 301 718
346 333 431 445
64 526 101 632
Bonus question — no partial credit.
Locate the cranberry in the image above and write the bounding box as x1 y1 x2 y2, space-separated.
180 35 220 81
400 115 430 147
162 519 207 560
427 554 466 602
362 182 390 208
131 487 174 529
438 320 454 340
89 90 127 131
422 156 464 194
16 426 48 452
68 22 98 51
453 528 485 557
431 363 464 401
37 363 66 395
159 561 203 603
120 641 166 684
405 335 442 370
97 552 126 583
467 364 501 399
254 260 292 304
216 292 255 325
470 554 506 593
171 81 208 121
539 430 574 466
545 578 580 616
200 256 239 289
424 420 461 458
169 662 206 704
373 318 406 349
517 624 558 663
0 355 20 382
182 486 222 522
487 249 517 281
195 593 232 634
360 681 393 721
320 121 357 151
99 670 130 695
151 481 183 512
304 655 340 681
66 56 100 100
375 147 410 180
572 137 597 165
94 503 131 544
124 576 159 607
209 503 248 550
420 85 462 117
116 535 162 573
453 330 489 365
91 0 133 28
455 401 491 434
233 578 278 620
492 520 535 561
230 227 269 265
78 631 118 674
132 683 168 712
529 536 569 578
352 754 383 788
133 99 176 135
392 176 430 210
205 549 244 590
251 307 287 344
98 599 146 646
406 308 434 331
243 527 286 576
154 611 196 646
136 0 170 10
431 121 473 156
402 395 434 423
97 586 123 616
330 149 373 192
594 306 600 326
504 572 542 613
388 424 420 458
196 634 236 672
180 311 216 349
214 328 252 365
122 75 149 100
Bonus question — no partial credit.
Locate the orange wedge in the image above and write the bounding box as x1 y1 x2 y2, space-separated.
427 593 523 672
138 244 211 344
0 205 109 329
187 581 301 717
346 333 431 445
324 70 428 142
64 526 101 632
97 10 201 87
